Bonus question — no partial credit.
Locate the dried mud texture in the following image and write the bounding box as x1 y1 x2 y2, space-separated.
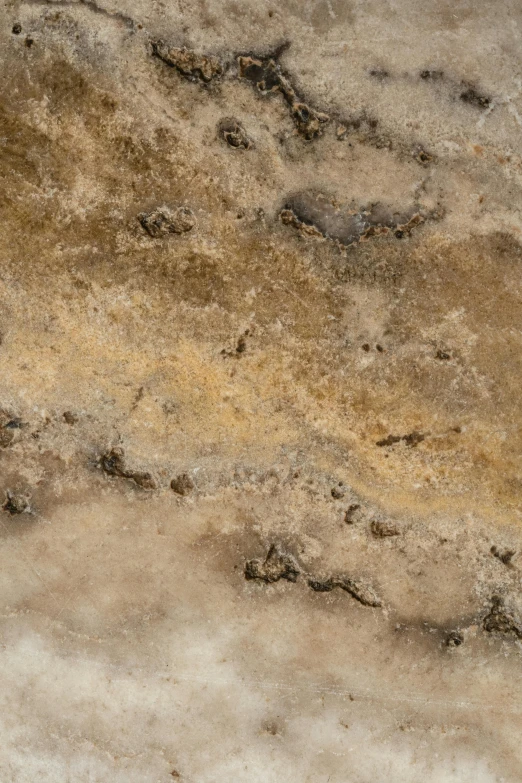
138 206 196 237
1 0 522 781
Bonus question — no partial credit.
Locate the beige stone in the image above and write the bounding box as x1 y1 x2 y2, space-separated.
0 0 521 780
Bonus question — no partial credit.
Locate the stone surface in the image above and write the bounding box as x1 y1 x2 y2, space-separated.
0 0 521 781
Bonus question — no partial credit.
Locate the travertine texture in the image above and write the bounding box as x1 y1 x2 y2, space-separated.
0 0 521 780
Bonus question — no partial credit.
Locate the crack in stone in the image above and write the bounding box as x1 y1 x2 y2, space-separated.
280 192 432 247
100 447 157 490
3 491 31 515
376 431 426 448
217 117 252 149
237 54 330 140
138 206 196 237
483 596 522 639
245 545 382 607
308 577 382 607
23 0 136 29
151 40 223 83
245 544 301 583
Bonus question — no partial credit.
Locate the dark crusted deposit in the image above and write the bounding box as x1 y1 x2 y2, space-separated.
245 544 301 583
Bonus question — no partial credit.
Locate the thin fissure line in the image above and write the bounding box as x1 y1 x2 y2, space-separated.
22 0 136 30
3 640 520 714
